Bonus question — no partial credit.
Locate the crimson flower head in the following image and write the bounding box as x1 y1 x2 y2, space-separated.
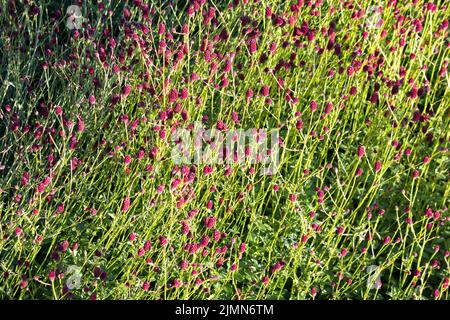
158 23 166 35
77 116 84 133
59 240 69 252
200 235 209 247
246 88 253 101
357 145 365 158
122 196 131 212
159 236 168 247
301 234 308 243
48 270 56 282
168 89 178 103
205 216 217 229
375 160 382 173
248 39 257 54
122 84 131 98
260 85 269 97
15 227 23 237
124 155 132 165
355 168 363 177
310 100 317 112
340 248 348 257
434 289 440 299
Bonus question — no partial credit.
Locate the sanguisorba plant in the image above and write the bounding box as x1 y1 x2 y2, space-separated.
0 0 449 300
